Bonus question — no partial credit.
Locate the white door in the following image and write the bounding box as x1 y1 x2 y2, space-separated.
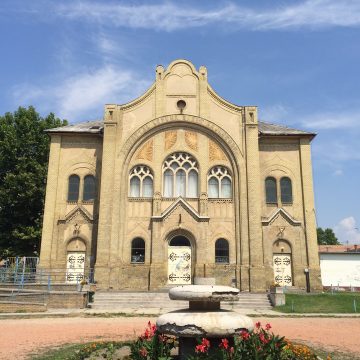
168 246 191 285
66 252 85 284
273 254 292 286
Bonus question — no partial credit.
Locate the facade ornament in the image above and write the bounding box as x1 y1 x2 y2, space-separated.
277 226 285 239
136 139 153 161
165 131 177 150
73 223 81 236
185 131 198 151
199 192 208 216
209 140 226 161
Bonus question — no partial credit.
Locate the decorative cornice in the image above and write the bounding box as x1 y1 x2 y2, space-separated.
58 205 94 224
261 208 301 226
151 197 209 222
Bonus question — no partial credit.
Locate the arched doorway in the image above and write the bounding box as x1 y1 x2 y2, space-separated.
272 240 293 286
167 235 192 285
66 238 86 284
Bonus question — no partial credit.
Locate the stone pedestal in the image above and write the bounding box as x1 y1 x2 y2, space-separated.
156 284 254 359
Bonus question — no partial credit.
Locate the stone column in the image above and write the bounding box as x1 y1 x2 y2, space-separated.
299 138 322 289
244 107 265 291
94 105 118 289
39 135 61 269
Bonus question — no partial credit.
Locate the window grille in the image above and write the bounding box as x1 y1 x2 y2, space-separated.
83 175 96 201
265 177 277 203
215 238 229 263
68 175 80 201
280 177 293 203
131 238 145 263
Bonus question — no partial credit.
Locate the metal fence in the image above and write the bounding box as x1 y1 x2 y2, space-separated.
0 256 94 289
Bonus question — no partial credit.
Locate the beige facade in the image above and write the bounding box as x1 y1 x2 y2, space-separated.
39 59 322 291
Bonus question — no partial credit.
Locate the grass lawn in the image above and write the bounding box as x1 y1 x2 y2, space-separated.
275 292 360 313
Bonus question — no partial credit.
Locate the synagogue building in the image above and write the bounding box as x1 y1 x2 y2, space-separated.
39 59 322 291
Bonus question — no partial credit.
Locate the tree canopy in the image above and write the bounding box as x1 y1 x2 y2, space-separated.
317 227 340 245
0 106 67 257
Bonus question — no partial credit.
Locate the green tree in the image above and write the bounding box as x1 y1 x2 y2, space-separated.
317 227 340 245
0 106 67 257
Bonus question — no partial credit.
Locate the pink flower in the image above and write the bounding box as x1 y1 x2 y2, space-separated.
219 338 229 349
240 330 250 340
201 338 210 348
195 344 206 353
265 323 271 331
139 347 148 357
255 321 261 329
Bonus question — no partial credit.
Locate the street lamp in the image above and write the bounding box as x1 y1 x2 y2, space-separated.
304 268 310 293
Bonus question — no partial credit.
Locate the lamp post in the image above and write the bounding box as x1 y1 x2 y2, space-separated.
304 268 310 293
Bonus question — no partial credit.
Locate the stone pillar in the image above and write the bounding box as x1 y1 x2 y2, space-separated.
299 138 322 289
155 65 165 117
244 107 265 291
39 135 61 268
199 65 209 119
94 105 118 289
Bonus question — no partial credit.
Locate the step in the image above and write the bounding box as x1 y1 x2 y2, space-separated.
90 291 272 310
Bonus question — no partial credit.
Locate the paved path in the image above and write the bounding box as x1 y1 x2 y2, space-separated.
0 316 359 359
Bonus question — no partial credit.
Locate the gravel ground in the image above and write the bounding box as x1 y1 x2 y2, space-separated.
0 316 359 359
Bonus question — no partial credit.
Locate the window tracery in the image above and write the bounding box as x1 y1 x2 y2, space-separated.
162 153 198 197
129 165 153 197
208 166 232 198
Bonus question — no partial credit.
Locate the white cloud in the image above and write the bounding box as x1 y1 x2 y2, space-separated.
332 169 343 176
259 104 289 123
299 110 360 130
12 65 150 121
49 0 360 31
334 216 360 244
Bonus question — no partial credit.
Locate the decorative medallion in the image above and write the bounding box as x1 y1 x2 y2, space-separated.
165 131 177 150
185 131 198 151
209 140 226 161
136 139 153 161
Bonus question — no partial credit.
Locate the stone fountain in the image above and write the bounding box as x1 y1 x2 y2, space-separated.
156 283 254 359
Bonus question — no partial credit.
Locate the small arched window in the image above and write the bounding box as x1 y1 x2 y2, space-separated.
215 239 229 263
83 175 96 201
162 153 198 198
208 166 232 198
129 166 153 198
131 238 145 263
68 175 80 202
265 177 277 204
280 177 293 204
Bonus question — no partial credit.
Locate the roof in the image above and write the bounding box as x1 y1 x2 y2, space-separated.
319 245 360 254
46 120 103 134
258 121 315 137
46 119 314 137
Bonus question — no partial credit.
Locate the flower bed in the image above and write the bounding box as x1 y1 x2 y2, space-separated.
34 322 331 360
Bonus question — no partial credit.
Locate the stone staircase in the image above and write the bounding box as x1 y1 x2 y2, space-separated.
90 291 272 311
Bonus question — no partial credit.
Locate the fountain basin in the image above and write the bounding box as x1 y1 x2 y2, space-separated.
169 285 239 302
156 309 253 337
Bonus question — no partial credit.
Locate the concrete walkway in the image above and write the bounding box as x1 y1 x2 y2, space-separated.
1 307 360 319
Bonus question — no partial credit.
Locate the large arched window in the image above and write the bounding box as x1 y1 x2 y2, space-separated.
215 239 229 263
131 238 145 263
162 153 198 198
280 177 293 204
68 175 80 202
265 177 277 204
129 165 153 197
208 166 232 198
83 175 96 201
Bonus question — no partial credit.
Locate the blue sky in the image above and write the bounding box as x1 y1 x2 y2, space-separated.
1 0 359 244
